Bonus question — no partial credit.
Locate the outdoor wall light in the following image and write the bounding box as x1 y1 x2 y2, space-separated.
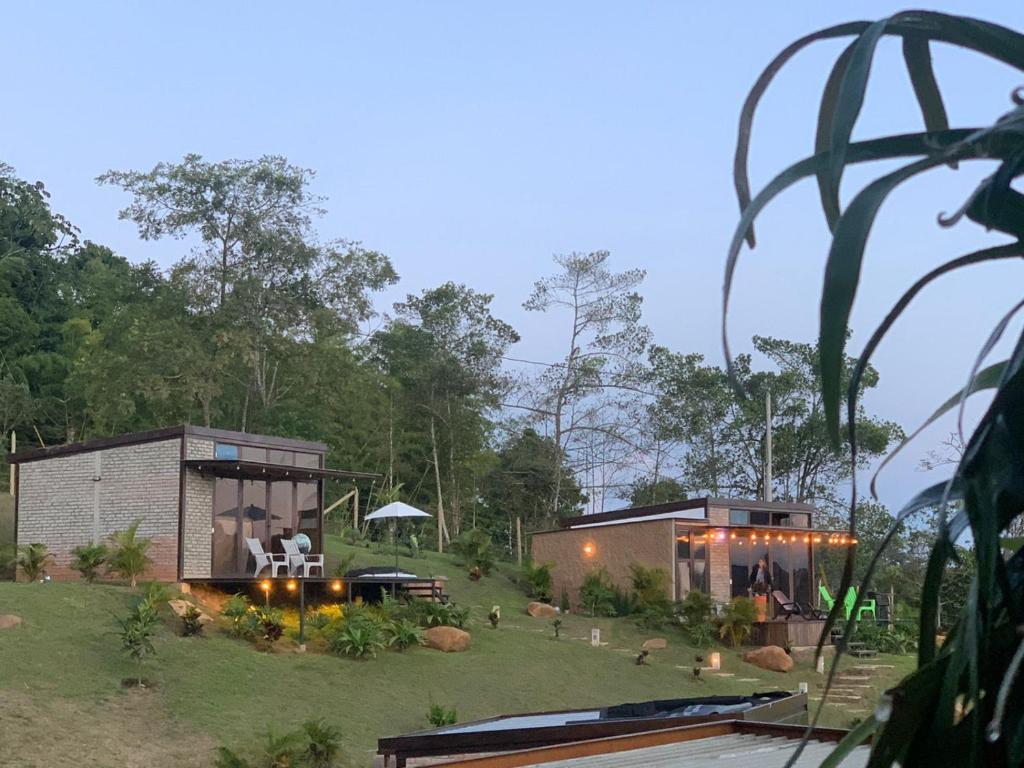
331 580 343 593
286 580 297 592
582 543 596 557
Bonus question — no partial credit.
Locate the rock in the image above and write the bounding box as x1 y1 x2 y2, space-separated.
743 645 794 673
168 599 213 624
423 626 472 653
0 614 23 630
789 644 835 665
641 638 667 651
527 601 557 618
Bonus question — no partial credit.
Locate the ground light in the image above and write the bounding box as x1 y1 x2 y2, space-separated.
260 579 271 608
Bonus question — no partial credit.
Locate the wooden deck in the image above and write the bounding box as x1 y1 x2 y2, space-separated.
751 619 830 647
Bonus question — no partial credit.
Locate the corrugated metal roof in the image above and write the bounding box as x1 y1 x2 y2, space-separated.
517 733 869 768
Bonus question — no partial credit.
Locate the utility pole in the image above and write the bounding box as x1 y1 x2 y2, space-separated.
8 431 14 496
763 390 773 502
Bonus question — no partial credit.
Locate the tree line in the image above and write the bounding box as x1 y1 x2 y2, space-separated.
0 156 906 553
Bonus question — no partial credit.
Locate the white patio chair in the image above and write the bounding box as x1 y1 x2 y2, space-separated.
281 537 325 577
245 538 289 578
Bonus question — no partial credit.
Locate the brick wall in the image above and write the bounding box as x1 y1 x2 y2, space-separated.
17 438 181 581
182 437 214 579
531 520 675 610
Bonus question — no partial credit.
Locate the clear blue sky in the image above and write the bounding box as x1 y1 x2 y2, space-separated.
3 2 1023 511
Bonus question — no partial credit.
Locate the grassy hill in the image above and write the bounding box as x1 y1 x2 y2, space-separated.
0 536 914 767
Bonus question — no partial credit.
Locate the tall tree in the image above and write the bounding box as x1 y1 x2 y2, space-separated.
514 251 650 514
99 155 397 431
648 336 903 513
376 283 519 546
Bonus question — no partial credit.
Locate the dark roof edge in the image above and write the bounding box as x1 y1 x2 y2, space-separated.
558 496 817 529
7 425 328 464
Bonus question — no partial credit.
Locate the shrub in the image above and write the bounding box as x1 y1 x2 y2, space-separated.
559 587 571 613
307 604 344 630
256 607 285 643
579 568 618 617
11 542 53 581
853 622 918 656
223 594 259 640
629 563 670 608
524 562 553 600
450 528 495 576
215 720 344 768
328 620 386 659
116 598 160 686
70 542 109 583
181 604 204 637
415 600 469 629
107 520 152 587
386 618 423 650
427 702 458 727
678 591 716 646
331 551 357 578
141 580 173 606
717 597 758 647
301 719 343 768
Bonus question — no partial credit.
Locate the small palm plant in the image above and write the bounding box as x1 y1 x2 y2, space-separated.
13 543 53 581
107 519 152 587
301 719 343 768
716 597 758 648
70 542 109 583
329 621 386 659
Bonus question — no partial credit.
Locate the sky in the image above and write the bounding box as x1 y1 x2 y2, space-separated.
3 1 1023 513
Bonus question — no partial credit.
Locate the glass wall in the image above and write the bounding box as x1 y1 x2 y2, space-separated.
675 525 708 597
729 537 749 598
208 443 323 577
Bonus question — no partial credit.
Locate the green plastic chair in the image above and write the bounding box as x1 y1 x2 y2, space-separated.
818 584 836 613
843 587 876 621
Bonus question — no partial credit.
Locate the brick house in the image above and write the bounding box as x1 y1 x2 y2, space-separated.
532 497 845 613
7 426 375 582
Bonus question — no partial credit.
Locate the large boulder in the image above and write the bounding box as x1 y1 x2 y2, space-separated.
641 638 668 651
743 645 793 673
0 614 23 630
423 626 472 653
527 601 557 618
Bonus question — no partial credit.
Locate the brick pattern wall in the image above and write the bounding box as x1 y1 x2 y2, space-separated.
706 506 731 603
182 437 215 579
17 438 181 581
531 520 675 610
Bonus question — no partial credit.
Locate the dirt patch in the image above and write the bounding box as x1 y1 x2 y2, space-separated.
0 690 217 768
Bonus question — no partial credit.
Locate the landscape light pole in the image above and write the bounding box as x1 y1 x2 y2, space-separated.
298 573 306 650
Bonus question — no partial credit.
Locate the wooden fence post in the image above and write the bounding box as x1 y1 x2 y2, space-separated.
516 517 523 566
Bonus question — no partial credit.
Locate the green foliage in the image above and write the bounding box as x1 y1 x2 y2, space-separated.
181 604 204 637
678 591 716 647
258 607 285 643
331 550 358 576
222 594 258 640
116 598 160 685
524 561 553 600
214 720 343 768
579 568 619 618
385 618 423 650
628 563 669 608
106 520 152 587
11 542 53 581
726 12 1024 763
629 477 686 506
853 622 917 656
328 620 386 659
426 702 458 728
450 528 495 576
140 580 173 606
70 542 109 583
717 597 757 648
415 601 469 629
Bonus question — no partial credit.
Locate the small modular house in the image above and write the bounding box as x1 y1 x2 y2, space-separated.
7 425 375 582
532 497 845 611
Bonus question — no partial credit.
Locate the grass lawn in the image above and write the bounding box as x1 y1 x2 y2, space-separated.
0 536 915 767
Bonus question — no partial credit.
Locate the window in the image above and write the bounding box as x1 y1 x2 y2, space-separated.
729 509 749 525
729 537 749 598
212 478 240 576
240 445 267 462
691 531 708 593
268 449 293 466
295 452 320 469
215 443 239 460
750 510 770 526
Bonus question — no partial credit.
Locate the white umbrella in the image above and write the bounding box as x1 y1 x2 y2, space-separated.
364 502 432 583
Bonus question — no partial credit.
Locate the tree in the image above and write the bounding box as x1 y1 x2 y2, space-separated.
480 428 584 543
376 283 518 546
628 476 686 507
514 251 650 514
98 155 397 432
648 336 903 513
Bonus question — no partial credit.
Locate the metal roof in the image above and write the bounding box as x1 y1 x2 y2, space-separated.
517 732 868 768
